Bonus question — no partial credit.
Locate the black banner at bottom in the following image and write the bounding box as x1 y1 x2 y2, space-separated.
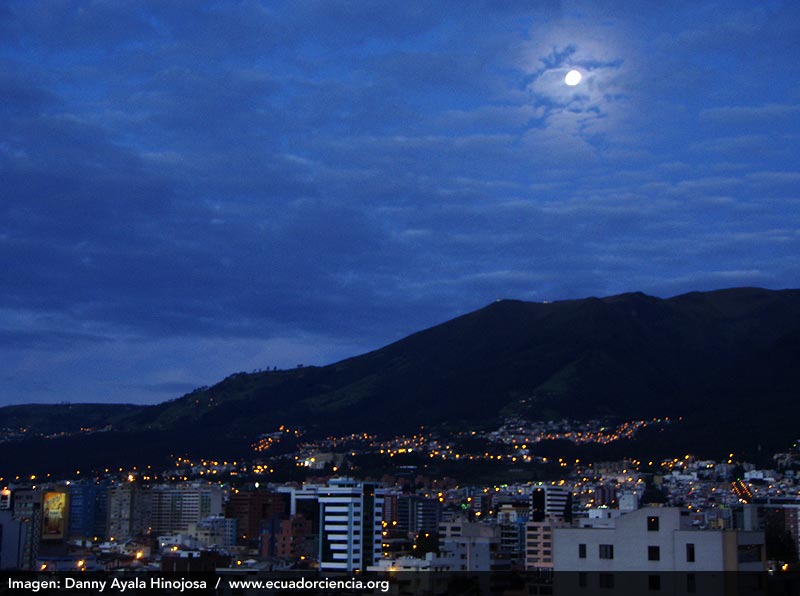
0 570 798 596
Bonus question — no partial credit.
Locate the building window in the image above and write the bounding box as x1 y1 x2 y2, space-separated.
686 573 696 593
648 575 661 591
599 544 614 559
686 543 695 563
599 573 614 589
648 546 660 561
578 573 587 588
647 516 659 531
579 543 587 559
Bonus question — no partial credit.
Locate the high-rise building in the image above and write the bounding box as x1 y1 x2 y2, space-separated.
150 484 223 536
382 493 399 525
276 483 325 534
107 484 150 540
11 488 42 570
497 503 529 560
225 490 288 544
318 478 384 572
531 486 573 522
68 482 108 541
397 495 441 536
0 510 24 569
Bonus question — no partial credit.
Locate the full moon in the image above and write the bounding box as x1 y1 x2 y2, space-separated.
565 69 582 86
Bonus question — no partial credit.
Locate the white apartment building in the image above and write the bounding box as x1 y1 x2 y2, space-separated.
553 506 765 572
318 478 384 572
530 485 572 521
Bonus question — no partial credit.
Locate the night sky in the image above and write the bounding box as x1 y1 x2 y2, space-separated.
2 1 799 406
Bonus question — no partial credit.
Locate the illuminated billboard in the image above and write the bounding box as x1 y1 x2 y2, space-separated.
42 491 68 540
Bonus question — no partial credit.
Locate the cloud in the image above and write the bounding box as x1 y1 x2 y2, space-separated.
0 333 374 405
746 171 800 187
700 103 800 125
0 1 799 405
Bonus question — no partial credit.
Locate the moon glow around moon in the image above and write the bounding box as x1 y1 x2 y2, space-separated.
565 69 582 86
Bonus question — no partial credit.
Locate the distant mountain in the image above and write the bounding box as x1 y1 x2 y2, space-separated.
2 287 800 475
0 403 142 435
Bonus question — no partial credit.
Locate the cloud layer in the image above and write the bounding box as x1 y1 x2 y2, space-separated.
2 0 799 404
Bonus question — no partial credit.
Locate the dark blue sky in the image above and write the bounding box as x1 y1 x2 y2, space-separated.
2 1 799 406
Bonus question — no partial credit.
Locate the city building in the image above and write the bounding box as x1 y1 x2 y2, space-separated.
150 483 223 536
68 482 108 541
318 478 384 572
525 517 568 570
382 492 398 525
595 484 617 508
397 495 441 536
0 510 23 569
755 502 800 561
188 515 237 551
276 483 324 533
106 484 150 540
430 522 503 572
497 503 529 562
10 488 42 569
531 485 573 522
161 549 229 572
224 490 287 544
553 506 765 572
261 514 314 559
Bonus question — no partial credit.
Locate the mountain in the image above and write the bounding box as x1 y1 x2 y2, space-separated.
2 287 800 476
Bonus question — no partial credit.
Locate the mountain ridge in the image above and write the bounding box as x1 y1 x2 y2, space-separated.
2 286 800 475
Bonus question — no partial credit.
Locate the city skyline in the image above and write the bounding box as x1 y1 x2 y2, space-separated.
2 1 799 405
